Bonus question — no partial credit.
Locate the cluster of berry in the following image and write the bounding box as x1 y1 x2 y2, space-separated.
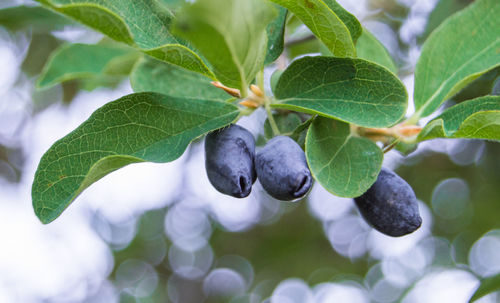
205 124 312 201
205 124 421 237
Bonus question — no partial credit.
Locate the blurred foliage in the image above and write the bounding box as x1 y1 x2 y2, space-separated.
0 5 72 31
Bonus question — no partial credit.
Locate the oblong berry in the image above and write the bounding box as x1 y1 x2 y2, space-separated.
354 168 422 237
255 136 312 201
205 124 256 198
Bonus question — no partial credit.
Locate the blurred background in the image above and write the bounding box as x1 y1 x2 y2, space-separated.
0 0 499 302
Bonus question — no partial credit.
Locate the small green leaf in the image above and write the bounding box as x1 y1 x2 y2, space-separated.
451 67 500 102
419 96 500 141
173 0 276 92
289 38 323 59
394 141 418 156
356 28 397 74
469 273 500 302
37 43 138 89
130 56 228 101
413 0 500 119
0 5 73 31
21 33 62 77
270 69 284 96
290 116 314 148
265 5 288 65
32 92 239 224
323 0 362 43
306 117 383 198
264 113 302 140
269 0 355 57
273 56 407 128
35 0 214 78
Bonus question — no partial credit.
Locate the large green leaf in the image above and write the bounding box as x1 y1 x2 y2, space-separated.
37 43 138 88
0 5 72 31
413 0 500 119
469 273 500 302
273 56 407 128
269 0 355 57
356 28 397 74
32 92 239 224
265 5 288 65
419 96 500 141
35 0 214 78
323 0 362 44
306 117 383 198
130 57 228 101
172 0 276 92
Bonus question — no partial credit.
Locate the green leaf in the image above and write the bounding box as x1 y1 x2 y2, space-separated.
0 5 72 31
269 0 355 57
265 5 288 65
452 67 500 102
270 69 284 96
290 116 314 148
418 96 500 141
420 0 471 43
289 38 323 59
130 56 228 101
37 43 138 89
394 141 418 156
413 0 500 119
264 113 302 140
172 0 276 92
322 0 362 43
31 92 239 224
273 56 407 128
356 28 397 74
158 0 186 11
493 76 500 95
306 117 383 198
35 0 214 78
21 33 62 77
469 273 500 302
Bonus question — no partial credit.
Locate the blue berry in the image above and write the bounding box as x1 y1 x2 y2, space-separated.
256 136 312 201
205 124 256 198
354 168 422 237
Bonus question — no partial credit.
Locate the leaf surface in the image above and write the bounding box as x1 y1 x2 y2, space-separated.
173 0 276 91
32 92 239 223
273 56 407 128
269 0 355 57
413 0 500 118
130 57 228 101
306 117 383 197
35 0 214 78
265 5 288 65
419 96 500 141
356 28 397 74
37 43 138 88
264 113 302 140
